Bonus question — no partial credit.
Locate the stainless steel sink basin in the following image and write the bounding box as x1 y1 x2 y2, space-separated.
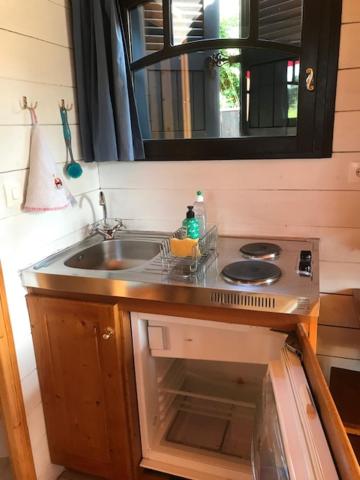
64 239 161 270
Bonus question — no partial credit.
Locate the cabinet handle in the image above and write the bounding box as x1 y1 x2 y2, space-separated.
306 67 315 91
102 327 114 340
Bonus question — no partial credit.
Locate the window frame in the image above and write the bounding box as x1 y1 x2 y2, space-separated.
120 0 342 161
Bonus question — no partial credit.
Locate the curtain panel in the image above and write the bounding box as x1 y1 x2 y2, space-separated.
71 0 144 162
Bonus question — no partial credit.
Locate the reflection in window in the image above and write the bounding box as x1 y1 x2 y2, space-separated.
129 0 303 140
172 0 205 45
258 0 303 46
245 55 300 135
287 60 300 120
172 0 250 45
129 0 164 61
133 50 300 140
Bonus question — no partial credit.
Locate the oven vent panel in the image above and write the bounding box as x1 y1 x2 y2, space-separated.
210 292 276 310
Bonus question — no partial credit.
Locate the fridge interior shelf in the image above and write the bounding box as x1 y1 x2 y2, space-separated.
156 359 260 461
158 359 260 409
166 398 255 460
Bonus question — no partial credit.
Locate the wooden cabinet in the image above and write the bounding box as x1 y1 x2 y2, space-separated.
26 295 141 480
26 293 360 480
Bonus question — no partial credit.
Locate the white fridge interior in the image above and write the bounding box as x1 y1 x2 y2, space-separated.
131 313 338 480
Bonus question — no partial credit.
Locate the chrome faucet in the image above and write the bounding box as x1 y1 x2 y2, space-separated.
99 190 108 226
90 191 124 240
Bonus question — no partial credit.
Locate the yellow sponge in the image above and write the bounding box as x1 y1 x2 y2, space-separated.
170 238 199 257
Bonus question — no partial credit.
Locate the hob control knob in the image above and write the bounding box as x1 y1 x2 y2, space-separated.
298 260 312 276
300 250 312 262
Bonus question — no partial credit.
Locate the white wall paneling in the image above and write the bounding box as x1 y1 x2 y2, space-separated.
0 0 71 47
0 29 73 86
336 69 360 111
333 111 360 151
0 78 78 125
0 0 100 477
0 124 82 172
342 0 360 24
99 153 360 191
338 23 360 69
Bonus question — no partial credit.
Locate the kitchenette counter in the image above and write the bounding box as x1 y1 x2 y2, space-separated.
22 233 358 480
21 231 321 348
21 231 319 318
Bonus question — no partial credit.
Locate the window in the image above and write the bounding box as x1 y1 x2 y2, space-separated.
121 0 341 160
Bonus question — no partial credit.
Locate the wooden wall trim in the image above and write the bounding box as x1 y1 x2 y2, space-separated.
297 323 360 480
0 265 36 480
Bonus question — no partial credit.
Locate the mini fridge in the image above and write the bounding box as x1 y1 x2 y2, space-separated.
131 313 338 480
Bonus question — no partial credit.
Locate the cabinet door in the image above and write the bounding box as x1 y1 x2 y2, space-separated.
26 295 141 480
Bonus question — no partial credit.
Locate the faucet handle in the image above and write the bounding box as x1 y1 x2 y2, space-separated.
113 218 126 230
88 218 125 240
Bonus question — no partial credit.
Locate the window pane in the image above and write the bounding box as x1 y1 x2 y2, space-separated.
258 0 303 46
133 48 299 140
129 1 164 62
171 0 250 45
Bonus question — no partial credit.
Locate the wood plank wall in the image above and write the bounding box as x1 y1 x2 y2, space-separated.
0 1 101 478
99 0 360 381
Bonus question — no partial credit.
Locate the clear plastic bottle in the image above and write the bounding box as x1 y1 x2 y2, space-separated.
193 190 207 236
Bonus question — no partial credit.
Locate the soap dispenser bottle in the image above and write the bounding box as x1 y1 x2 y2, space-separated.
182 206 200 239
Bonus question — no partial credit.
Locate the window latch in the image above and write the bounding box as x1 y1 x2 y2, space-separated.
306 67 315 91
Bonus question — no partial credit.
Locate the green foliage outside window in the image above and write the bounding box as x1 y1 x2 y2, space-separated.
219 18 241 109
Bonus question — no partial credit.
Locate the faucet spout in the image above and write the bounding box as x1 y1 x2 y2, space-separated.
90 191 124 240
99 191 107 226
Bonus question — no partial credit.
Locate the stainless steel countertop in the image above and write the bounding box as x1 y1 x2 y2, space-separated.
21 232 319 316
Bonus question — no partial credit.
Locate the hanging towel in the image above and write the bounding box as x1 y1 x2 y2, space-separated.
23 108 76 212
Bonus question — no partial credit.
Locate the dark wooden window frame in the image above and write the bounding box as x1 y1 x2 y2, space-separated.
120 0 342 161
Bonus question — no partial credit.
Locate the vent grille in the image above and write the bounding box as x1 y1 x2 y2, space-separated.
210 291 276 310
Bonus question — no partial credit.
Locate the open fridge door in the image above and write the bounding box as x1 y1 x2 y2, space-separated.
254 346 339 480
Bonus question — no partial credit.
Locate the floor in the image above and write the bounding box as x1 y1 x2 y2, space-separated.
0 457 13 480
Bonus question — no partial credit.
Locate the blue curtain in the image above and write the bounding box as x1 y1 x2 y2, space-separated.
71 0 144 162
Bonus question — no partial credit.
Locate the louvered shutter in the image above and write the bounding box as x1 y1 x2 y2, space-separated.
143 0 204 52
258 0 303 45
172 0 204 44
143 1 164 52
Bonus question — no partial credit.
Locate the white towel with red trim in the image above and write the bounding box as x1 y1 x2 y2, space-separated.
23 117 76 212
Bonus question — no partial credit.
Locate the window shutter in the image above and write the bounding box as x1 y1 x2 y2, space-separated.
258 0 303 45
172 0 204 44
143 1 164 52
143 0 204 52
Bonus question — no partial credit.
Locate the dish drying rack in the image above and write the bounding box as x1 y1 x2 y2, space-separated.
160 225 218 279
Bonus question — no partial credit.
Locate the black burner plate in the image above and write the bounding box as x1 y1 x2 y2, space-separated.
240 242 281 260
221 261 281 286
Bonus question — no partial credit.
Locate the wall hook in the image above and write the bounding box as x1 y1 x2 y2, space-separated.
59 99 73 111
21 96 38 110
